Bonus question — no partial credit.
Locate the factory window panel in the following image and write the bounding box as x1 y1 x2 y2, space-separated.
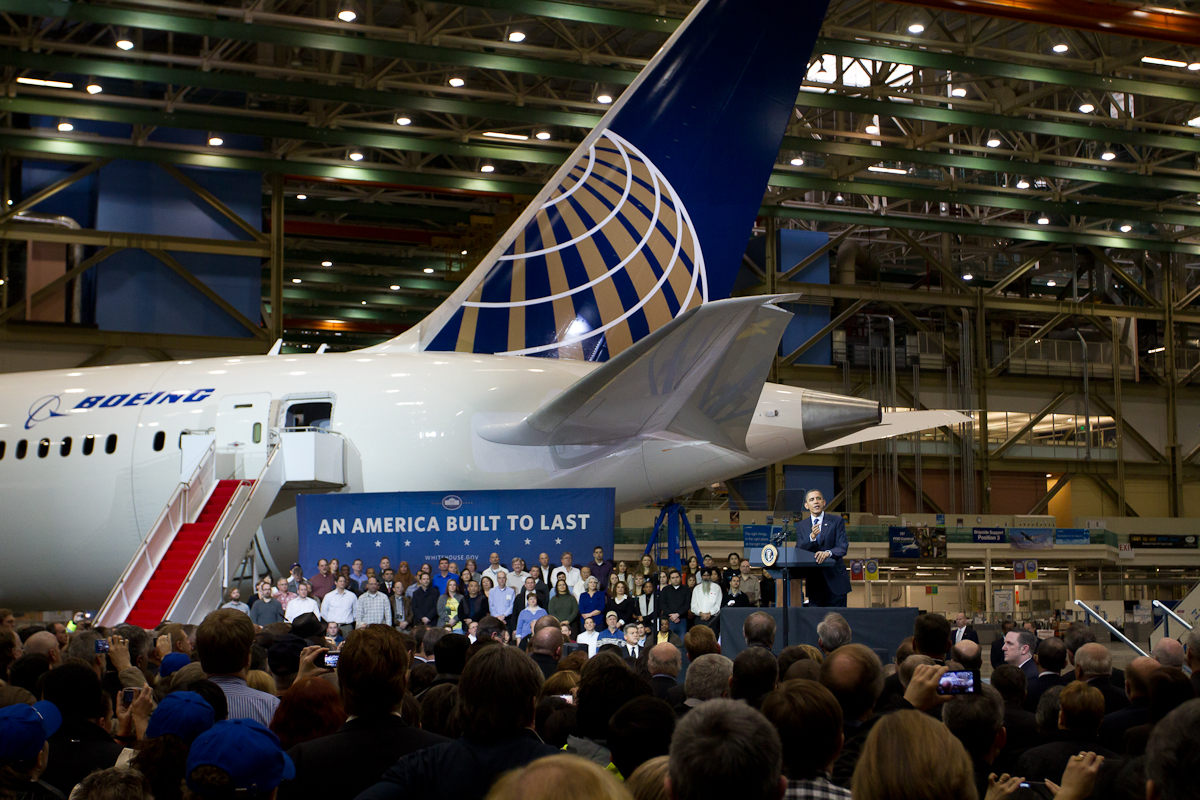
60 437 72 457
38 439 49 458
153 431 165 452
15 440 26 459
106 434 118 455
83 435 95 456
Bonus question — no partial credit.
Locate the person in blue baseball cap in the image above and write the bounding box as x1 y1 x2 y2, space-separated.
186 719 294 799
127 692 215 800
0 701 64 799
159 652 192 681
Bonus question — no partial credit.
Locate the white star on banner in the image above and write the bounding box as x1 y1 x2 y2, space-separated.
494 539 501 546
463 539 471 546
404 540 411 547
555 538 562 545
524 538 531 545
375 540 382 547
434 539 441 547
345 541 352 548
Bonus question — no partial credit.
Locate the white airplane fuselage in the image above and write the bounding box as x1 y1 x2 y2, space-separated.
0 349 814 609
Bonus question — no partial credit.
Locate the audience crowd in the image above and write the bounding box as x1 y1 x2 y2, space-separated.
0 548 1196 800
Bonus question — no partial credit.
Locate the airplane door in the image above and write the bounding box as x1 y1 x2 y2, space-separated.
215 393 273 477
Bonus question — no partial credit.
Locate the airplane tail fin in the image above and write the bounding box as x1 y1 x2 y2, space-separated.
369 0 827 360
478 295 795 451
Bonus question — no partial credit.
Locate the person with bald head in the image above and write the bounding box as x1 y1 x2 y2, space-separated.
949 638 982 671
1074 642 1129 714
526 625 562 680
1099 655 1160 749
648 642 685 707
22 631 62 666
952 612 978 645
1151 637 1185 669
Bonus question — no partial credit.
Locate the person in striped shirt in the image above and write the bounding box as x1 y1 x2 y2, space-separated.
196 609 279 727
356 577 393 628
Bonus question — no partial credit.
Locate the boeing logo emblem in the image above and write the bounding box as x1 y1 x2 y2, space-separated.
25 388 216 429
441 495 463 511
26 395 67 430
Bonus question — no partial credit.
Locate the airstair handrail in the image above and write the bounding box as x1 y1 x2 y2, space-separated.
95 438 216 626
1073 600 1150 657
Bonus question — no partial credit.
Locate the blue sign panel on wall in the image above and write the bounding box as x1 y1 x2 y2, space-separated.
973 528 1007 544
1054 529 1091 545
889 527 921 558
743 525 780 549
296 489 615 576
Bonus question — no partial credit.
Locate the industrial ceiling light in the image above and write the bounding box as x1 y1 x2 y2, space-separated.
865 124 880 135
789 157 804 166
508 31 526 42
390 285 400 290
1052 43 1069 53
17 77 74 89
480 164 495 173
292 278 302 284
115 28 134 50
56 118 73 132
1016 179 1030 189
1191 62 1200 71
1078 102 1095 113
1120 224 1133 232
448 77 466 88
394 114 412 126
207 133 223 146
1047 279 1057 286
86 80 103 94
1141 56 1187 68
321 261 333 267
962 272 974 281
337 2 357 22
535 131 551 140
296 194 307 200
461 250 468 255
986 133 1002 147
597 95 613 104
424 267 436 273
907 23 925 34
1037 214 1050 225
834 193 844 203
482 131 528 141
1100 149 1116 161
348 150 364 161
951 87 967 97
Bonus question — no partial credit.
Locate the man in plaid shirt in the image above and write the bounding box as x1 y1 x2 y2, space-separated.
760 680 851 800
355 577 393 628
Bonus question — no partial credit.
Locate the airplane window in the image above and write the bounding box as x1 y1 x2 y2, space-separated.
37 439 49 458
284 401 333 429
61 437 72 457
15 440 26 459
153 431 165 452
0 441 5 460
106 434 118 454
83 435 95 456
253 423 262 444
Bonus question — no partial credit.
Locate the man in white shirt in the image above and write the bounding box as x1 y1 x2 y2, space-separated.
690 568 723 632
320 575 358 638
481 552 505 586
573 566 593 601
508 557 530 588
284 582 321 623
550 551 581 592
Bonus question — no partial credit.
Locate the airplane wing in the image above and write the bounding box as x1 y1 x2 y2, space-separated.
810 409 972 450
477 295 797 452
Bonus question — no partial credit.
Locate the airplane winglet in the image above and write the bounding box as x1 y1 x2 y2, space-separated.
478 294 799 451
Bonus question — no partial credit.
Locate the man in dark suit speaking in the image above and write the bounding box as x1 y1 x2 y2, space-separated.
796 489 850 607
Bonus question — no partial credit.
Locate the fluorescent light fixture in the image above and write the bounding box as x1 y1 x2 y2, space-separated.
1037 214 1050 225
951 87 967 97
535 131 551 140
482 131 529 141
296 194 307 200
292 278 302 284
1141 56 1187 67
1016 179 1030 189
423 268 435 274
1052 43 1069 53
480 164 495 173
461 249 468 255
1047 280 1056 287
390 285 400 290
1078 102 1094 113
17 77 74 89
962 273 973 281
1100 150 1116 161
448 77 465 88
1148 346 1165 354
868 165 907 174
86 82 102 94
361 301 366 305
907 22 925 33
321 261 333 267
116 38 134 50
1120 224 1132 232
865 124 880 135
348 150 364 161
208 134 223 146
986 136 1002 147
508 31 526 42
56 119 73 132
789 157 804 166
395 115 411 126
597 94 613 104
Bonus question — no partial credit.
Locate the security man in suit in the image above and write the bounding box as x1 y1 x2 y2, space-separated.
796 489 851 607
953 612 980 645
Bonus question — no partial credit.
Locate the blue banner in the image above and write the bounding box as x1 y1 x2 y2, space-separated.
973 528 1007 544
1054 528 1091 545
296 489 615 576
889 527 921 558
1009 528 1054 550
743 524 779 549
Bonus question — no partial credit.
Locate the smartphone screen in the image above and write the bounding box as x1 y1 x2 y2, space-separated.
936 670 978 695
324 653 340 668
122 688 136 706
95 640 110 653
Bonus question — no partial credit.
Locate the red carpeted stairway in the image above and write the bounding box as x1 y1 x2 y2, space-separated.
125 480 245 628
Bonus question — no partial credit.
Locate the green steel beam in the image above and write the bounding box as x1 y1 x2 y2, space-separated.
281 286 440 310
760 204 1200 256
0 49 601 130
781 137 1200 196
278 253 452 270
769 173 1200 228
272 303 425 324
1 97 567 166
0 133 543 195
274 270 457 293
449 0 680 31
283 198 487 225
816 38 1200 105
3 0 638 85
798 92 1200 154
